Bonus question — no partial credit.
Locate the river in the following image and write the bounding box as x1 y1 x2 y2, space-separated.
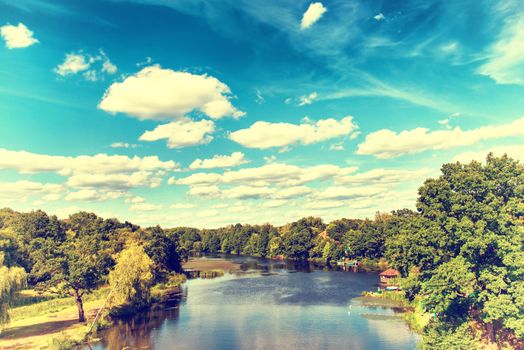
87 255 419 350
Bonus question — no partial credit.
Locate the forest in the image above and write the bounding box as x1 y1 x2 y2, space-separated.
1 154 523 349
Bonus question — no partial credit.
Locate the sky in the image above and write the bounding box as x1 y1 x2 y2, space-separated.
1 0 524 228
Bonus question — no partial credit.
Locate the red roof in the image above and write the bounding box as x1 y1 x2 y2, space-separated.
379 268 400 277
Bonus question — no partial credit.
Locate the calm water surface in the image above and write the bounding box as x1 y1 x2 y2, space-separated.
88 256 419 350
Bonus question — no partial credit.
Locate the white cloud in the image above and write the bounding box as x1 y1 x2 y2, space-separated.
67 171 162 189
261 199 288 208
55 53 90 76
222 185 275 199
188 185 221 197
0 23 38 49
230 116 358 149
64 189 125 202
357 116 524 158
125 196 146 204
139 118 215 148
177 163 357 187
99 65 244 120
0 148 178 175
55 50 117 80
170 203 196 209
189 152 248 170
478 15 524 84
452 145 524 163
65 189 101 201
298 92 318 106
329 143 344 151
130 202 163 211
300 2 327 30
317 186 384 200
303 200 345 210
110 142 137 149
0 148 177 193
0 180 63 202
373 13 385 22
335 168 429 184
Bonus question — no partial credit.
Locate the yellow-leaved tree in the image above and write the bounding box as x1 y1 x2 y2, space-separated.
109 245 154 308
0 252 26 329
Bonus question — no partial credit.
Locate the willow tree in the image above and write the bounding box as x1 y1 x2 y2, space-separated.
109 245 154 307
0 252 26 328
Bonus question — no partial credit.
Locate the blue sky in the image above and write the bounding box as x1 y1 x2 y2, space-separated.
1 0 523 227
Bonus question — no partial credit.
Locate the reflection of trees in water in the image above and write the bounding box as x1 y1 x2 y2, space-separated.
99 302 181 350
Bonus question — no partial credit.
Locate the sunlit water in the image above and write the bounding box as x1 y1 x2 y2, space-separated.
87 256 419 350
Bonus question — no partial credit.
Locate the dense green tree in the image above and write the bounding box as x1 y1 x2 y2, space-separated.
387 154 524 343
143 226 182 281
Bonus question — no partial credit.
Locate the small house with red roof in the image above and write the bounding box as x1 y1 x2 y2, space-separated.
379 268 400 285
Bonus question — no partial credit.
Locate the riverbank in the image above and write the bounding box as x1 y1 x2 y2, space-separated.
0 288 109 349
0 276 187 350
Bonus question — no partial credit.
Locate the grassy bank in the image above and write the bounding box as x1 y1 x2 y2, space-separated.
0 288 110 350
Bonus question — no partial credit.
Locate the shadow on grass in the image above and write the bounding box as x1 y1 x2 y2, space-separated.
0 318 80 342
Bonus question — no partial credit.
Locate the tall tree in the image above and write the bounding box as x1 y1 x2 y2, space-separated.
0 252 26 327
109 245 154 307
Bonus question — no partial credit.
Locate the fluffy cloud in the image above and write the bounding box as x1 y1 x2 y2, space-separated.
0 23 38 49
188 185 221 197
64 189 125 202
0 148 177 192
55 50 117 80
298 92 318 106
170 203 196 209
357 116 524 158
478 15 524 84
300 2 327 29
191 185 313 200
175 163 357 187
139 118 215 148
303 200 345 210
452 145 524 163
374 13 385 22
98 65 244 120
316 186 384 200
189 152 248 170
130 202 163 211
335 168 429 184
55 53 90 76
67 172 163 189
230 116 358 149
261 199 288 208
222 186 275 199
0 148 178 175
0 180 63 202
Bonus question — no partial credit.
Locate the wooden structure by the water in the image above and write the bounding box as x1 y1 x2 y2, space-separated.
379 268 400 284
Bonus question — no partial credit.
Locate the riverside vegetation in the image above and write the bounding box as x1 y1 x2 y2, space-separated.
0 154 522 349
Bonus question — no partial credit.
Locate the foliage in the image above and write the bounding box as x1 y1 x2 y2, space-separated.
420 321 479 350
0 252 27 327
109 245 154 307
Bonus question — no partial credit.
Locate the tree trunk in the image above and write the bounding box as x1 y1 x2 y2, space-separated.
76 292 86 323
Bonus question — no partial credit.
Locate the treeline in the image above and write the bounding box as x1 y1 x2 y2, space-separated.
1 154 523 348
172 212 410 264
